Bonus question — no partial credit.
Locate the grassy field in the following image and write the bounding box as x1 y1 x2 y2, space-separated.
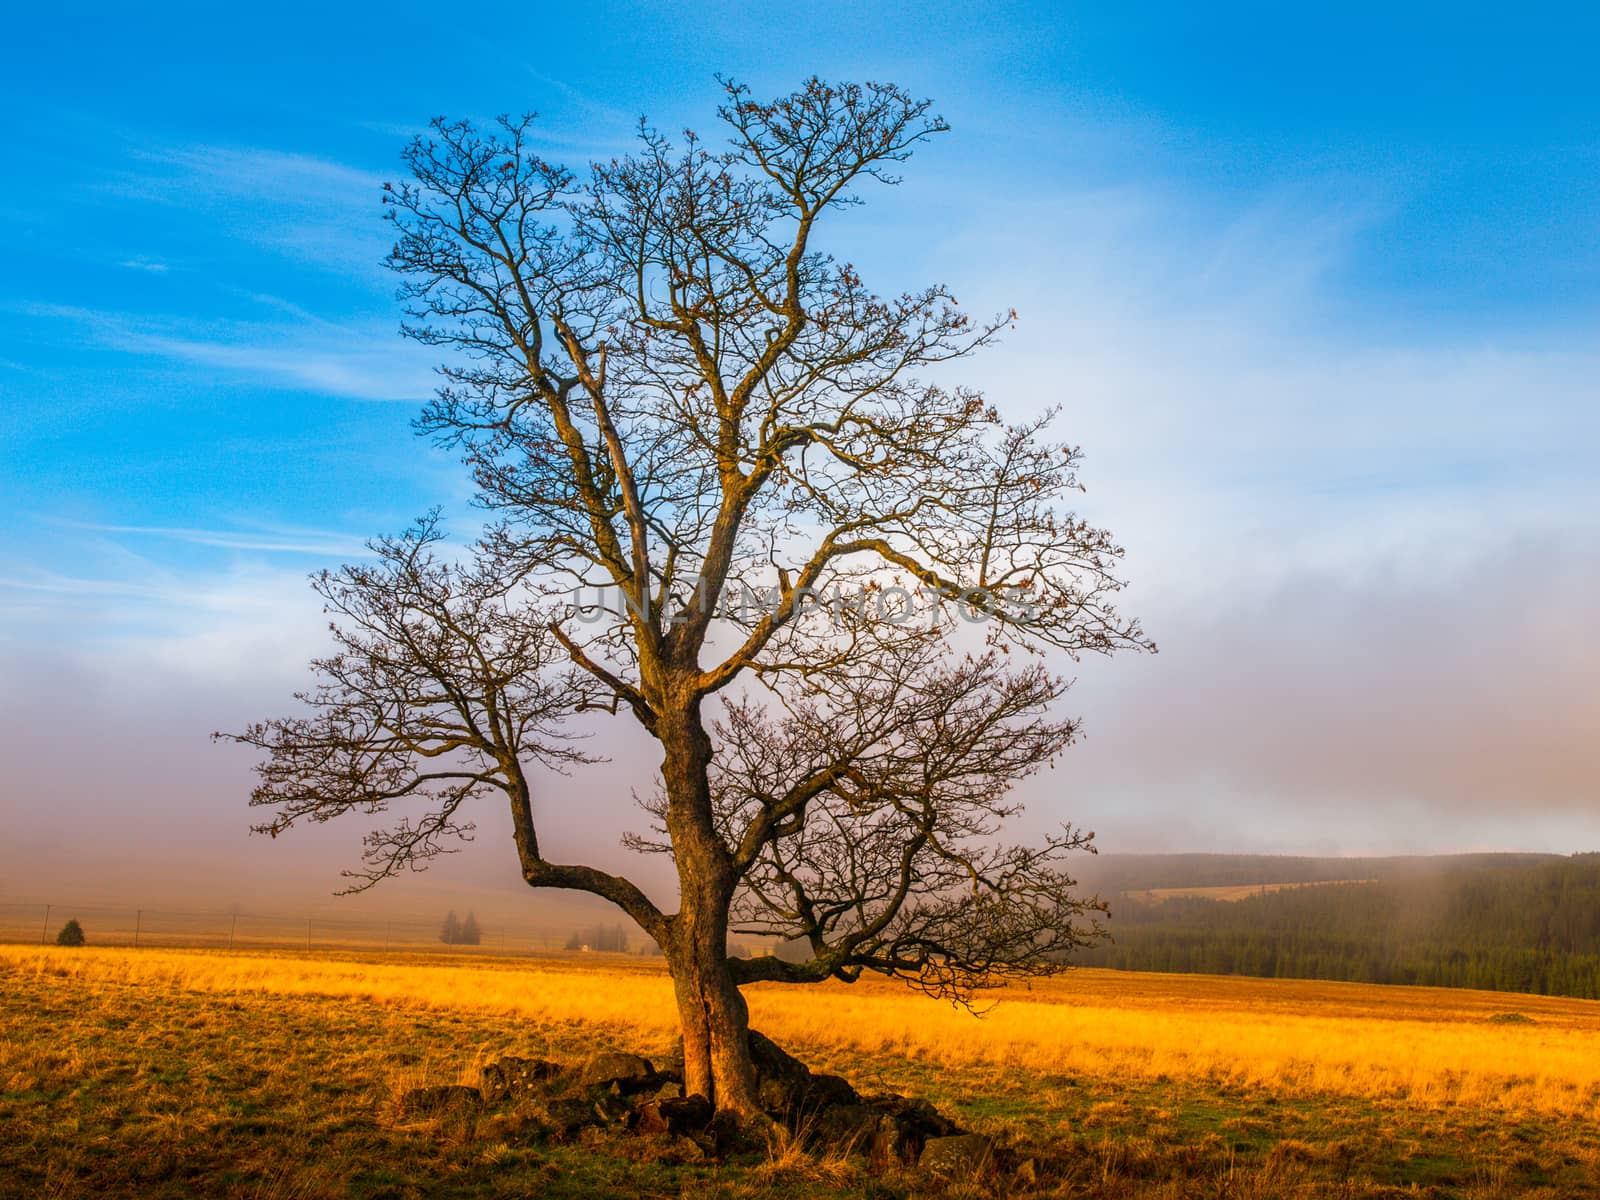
4 945 1599 1198
1126 880 1378 903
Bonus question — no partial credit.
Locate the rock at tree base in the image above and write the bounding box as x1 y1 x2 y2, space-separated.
398 1085 482 1118
809 1103 880 1150
748 1030 814 1108
866 1093 960 1139
806 1092 959 1165
802 1072 860 1110
576 1051 660 1094
542 1098 599 1138
479 1056 560 1103
740 1029 967 1165
630 1094 714 1135
544 1091 632 1138
920 1132 998 1176
745 1029 864 1118
413 1031 967 1167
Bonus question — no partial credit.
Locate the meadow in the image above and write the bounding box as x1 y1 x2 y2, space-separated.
4 944 1599 1197
1127 881 1378 904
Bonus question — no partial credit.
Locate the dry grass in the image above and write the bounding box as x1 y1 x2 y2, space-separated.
7 944 1599 1117
5 944 1600 1197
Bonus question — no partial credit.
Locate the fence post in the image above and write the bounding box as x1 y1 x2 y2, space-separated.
305 917 312 953
134 909 142 948
40 904 51 946
228 907 238 952
383 921 390 954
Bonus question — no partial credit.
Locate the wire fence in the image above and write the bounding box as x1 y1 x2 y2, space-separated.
0 901 658 958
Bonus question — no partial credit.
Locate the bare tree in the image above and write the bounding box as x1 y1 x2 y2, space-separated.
223 77 1150 1116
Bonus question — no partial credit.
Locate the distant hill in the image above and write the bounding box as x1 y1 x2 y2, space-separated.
1072 851 1561 893
1071 852 1600 999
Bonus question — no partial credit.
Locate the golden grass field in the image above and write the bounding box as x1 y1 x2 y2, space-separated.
8 944 1598 1115
5 943 1600 1197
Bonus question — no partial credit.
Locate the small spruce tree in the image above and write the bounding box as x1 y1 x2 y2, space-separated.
439 910 461 946
459 911 481 946
56 918 86 947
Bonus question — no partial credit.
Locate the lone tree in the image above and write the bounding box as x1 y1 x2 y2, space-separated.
55 918 86 947
221 77 1149 1116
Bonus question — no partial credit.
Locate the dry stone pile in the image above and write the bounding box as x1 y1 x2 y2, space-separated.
397 1031 1010 1180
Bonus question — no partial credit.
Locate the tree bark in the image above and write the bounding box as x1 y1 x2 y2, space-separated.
667 896 759 1112
659 700 762 1115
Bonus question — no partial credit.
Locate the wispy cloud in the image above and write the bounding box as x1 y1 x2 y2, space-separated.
118 143 386 207
0 557 329 670
128 331 433 400
119 257 171 273
51 520 373 557
21 302 433 401
95 141 391 280
0 570 181 601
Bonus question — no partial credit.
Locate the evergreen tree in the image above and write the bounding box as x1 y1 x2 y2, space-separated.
459 911 481 946
1076 855 1600 1000
439 910 461 945
55 918 85 947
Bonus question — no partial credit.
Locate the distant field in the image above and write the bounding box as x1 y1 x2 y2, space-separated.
1127 879 1378 903
4 945 1599 1197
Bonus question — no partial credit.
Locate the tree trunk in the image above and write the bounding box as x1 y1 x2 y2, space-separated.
667 897 759 1114
659 699 762 1116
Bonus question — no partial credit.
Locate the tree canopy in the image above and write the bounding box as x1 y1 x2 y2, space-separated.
223 77 1149 1114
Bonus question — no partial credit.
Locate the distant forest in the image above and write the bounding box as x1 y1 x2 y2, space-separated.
1075 853 1600 999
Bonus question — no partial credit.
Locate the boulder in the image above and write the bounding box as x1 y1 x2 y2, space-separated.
804 1102 936 1165
543 1091 632 1139
707 1107 762 1156
868 1111 926 1167
398 1084 482 1118
657 1042 686 1081
748 1030 811 1084
630 1093 714 1136
808 1102 881 1151
920 1133 997 1177
576 1051 660 1094
747 1030 863 1119
749 1030 815 1111
543 1097 602 1138
479 1056 560 1103
866 1092 960 1138
800 1072 860 1112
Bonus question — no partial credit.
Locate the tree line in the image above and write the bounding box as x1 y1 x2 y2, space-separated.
1078 853 1600 998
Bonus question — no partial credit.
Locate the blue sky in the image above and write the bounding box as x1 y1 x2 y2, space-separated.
2 2 1597 906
